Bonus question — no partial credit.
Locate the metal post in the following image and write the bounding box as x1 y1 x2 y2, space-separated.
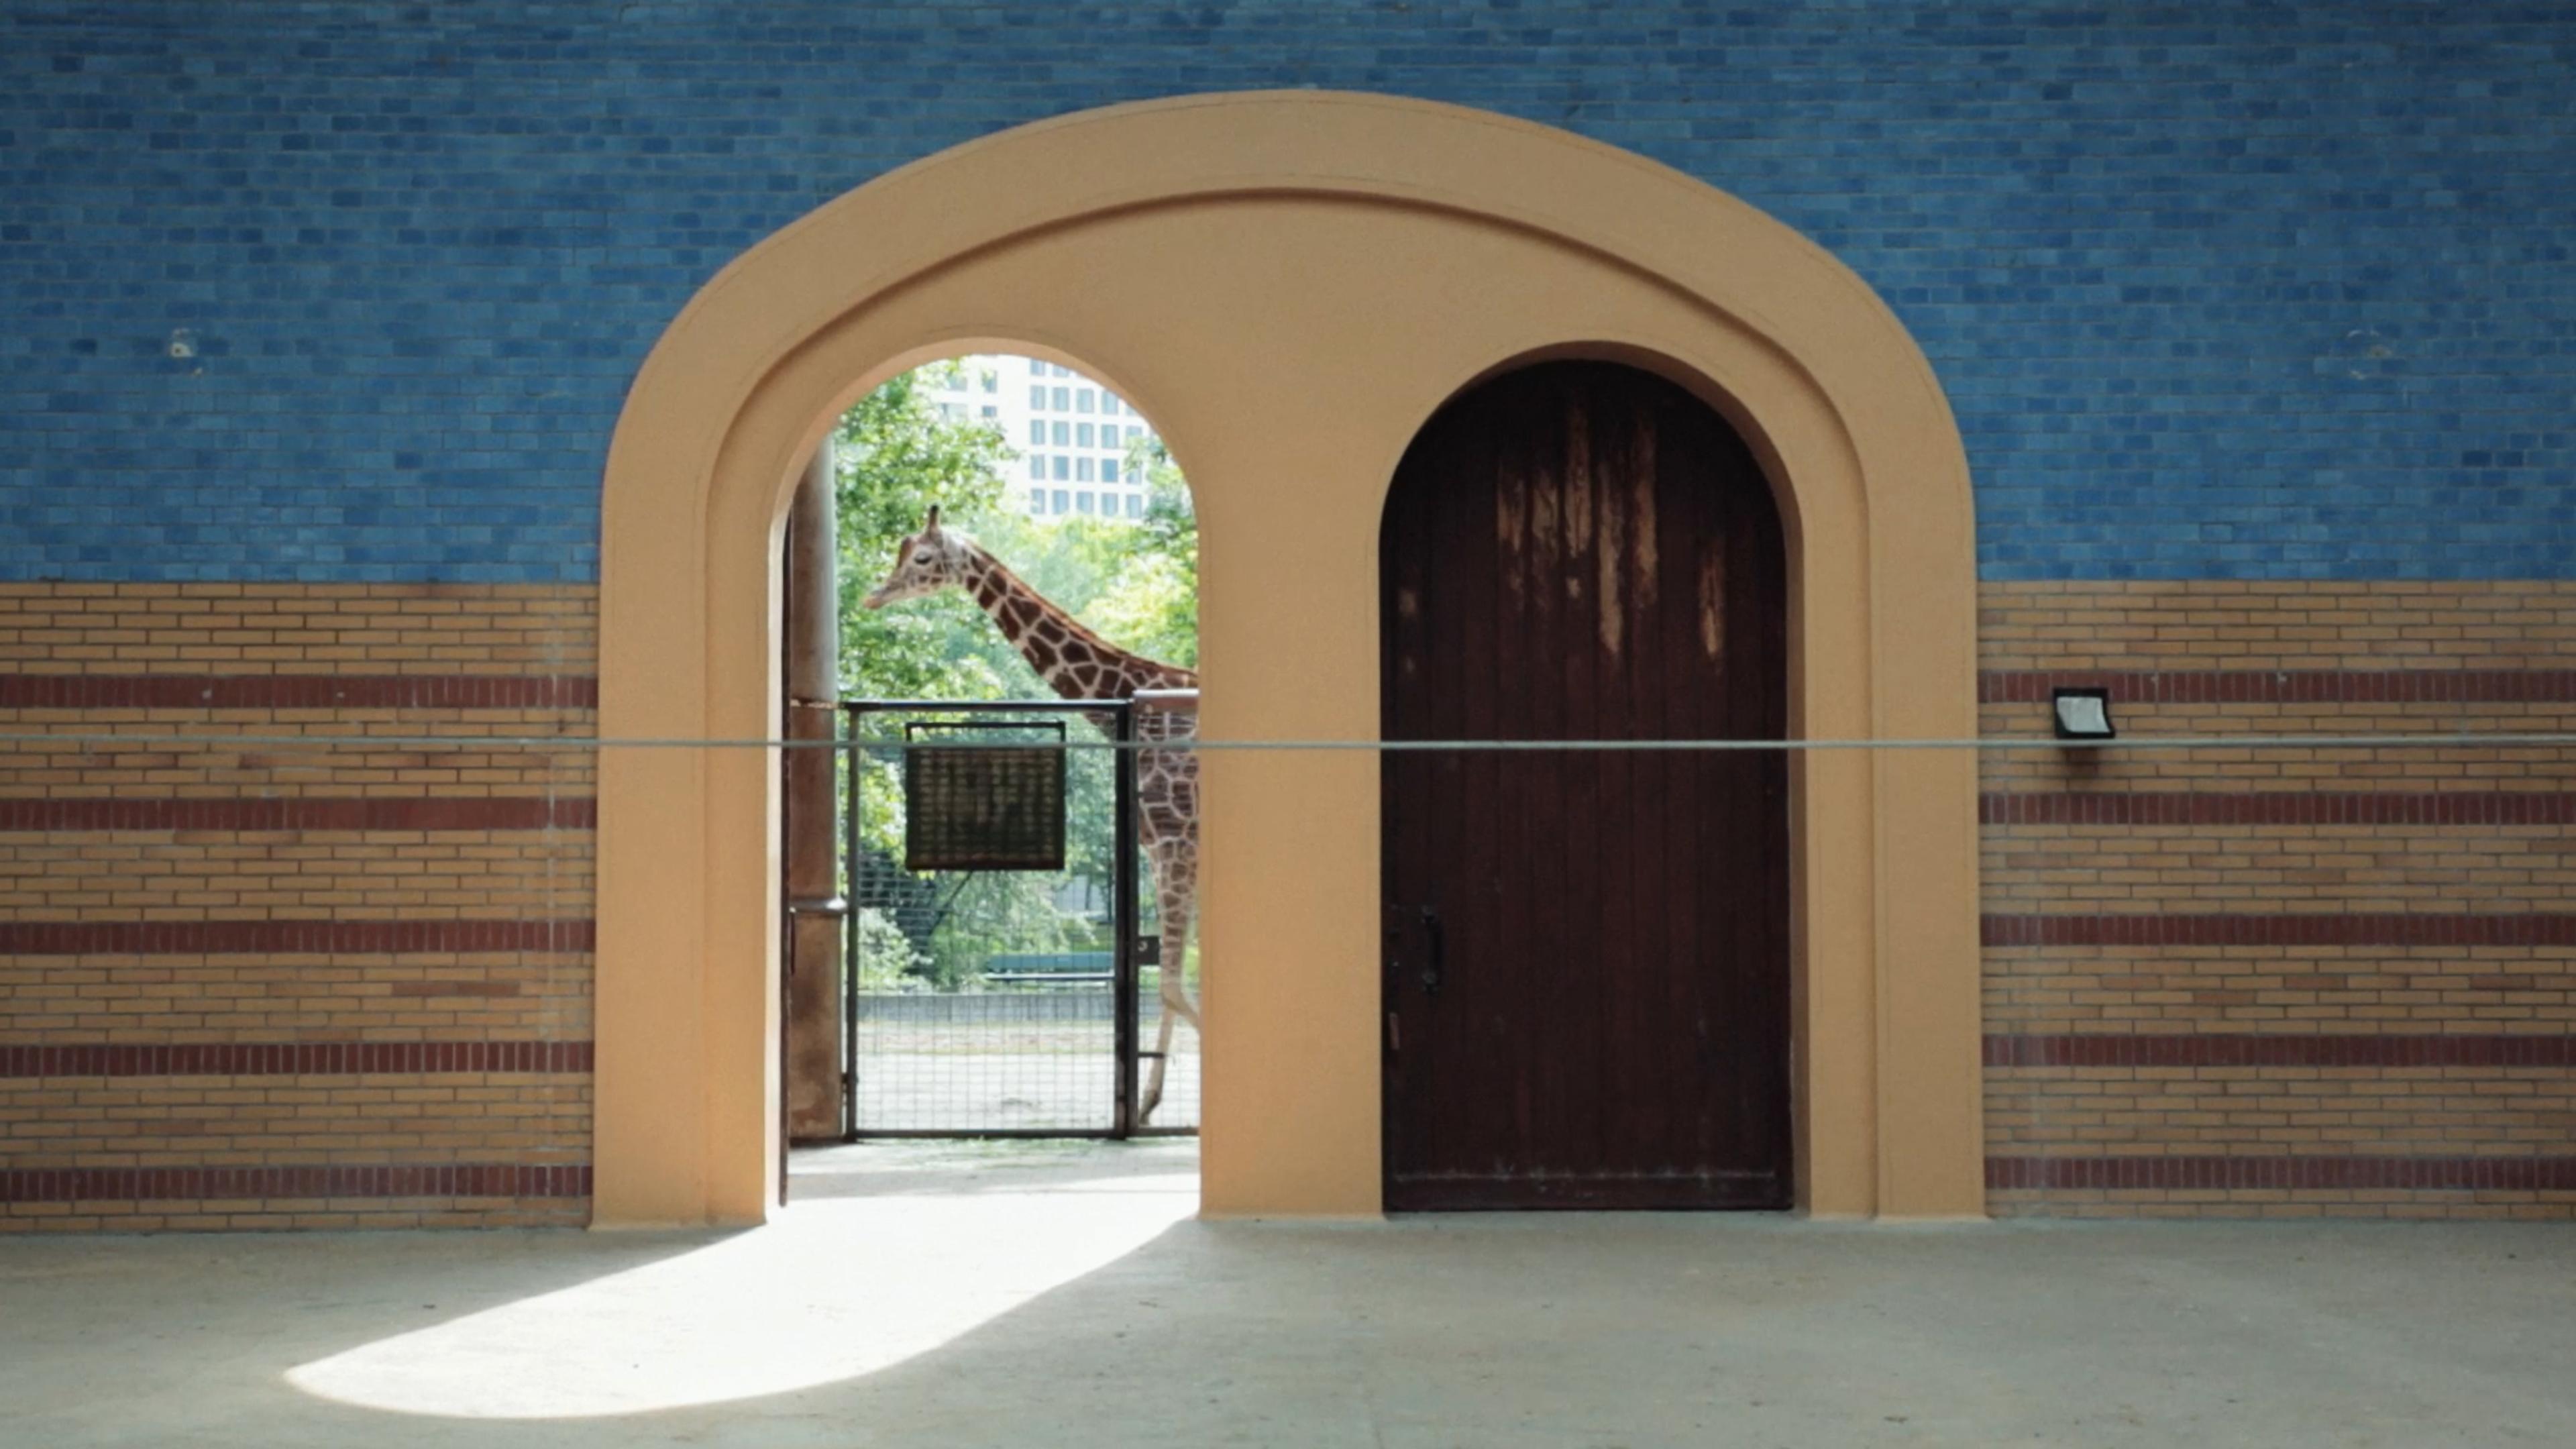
841 702 875 1141
1111 701 1141 1139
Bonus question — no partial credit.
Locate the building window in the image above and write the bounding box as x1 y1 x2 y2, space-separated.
1029 358 1046 375
1075 389 1095 413
1051 387 1069 410
1124 464 1143 484
1126 425 1143 443
1051 421 1069 445
1052 455 1069 480
1029 488 1044 511
1030 385 1046 409
1077 457 1095 482
1077 492 1094 514
1126 493 1144 517
1051 488 1069 513
1028 455 1045 480
1028 421 1045 446
981 405 998 419
1077 423 1094 448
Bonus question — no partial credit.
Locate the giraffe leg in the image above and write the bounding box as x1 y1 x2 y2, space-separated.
1138 845 1199 1124
1140 1001 1175 1126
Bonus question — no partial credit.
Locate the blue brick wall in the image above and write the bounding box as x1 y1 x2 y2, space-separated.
3 1 2570 582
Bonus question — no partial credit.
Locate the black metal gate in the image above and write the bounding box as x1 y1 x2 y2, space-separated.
840 698 1194 1138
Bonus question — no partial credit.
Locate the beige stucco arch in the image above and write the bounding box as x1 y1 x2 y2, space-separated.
594 91 1984 1226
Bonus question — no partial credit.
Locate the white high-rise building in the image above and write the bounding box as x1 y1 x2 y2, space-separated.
925 354 1163 523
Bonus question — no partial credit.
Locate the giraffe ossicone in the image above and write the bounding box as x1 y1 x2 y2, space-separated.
865 506 1201 1122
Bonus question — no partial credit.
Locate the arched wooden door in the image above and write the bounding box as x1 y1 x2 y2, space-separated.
1380 360 1791 1211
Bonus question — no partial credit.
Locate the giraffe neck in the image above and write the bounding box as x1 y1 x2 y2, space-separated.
961 545 1191 702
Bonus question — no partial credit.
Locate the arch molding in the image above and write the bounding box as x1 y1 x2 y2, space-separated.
595 91 1983 1225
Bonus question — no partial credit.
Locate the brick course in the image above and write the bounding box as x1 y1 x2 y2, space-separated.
0 831 592 922
1983 948 2576 1036
0 584 596 673
1 951 591 1040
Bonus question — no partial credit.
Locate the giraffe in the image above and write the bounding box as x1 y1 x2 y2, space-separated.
863 506 1201 1122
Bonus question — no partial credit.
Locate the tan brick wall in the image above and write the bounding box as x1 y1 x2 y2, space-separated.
0 725 592 799
0 951 592 1039
1984 946 2576 1036
1986 1067 2576 1157
1983 824 2576 914
1985 1183 2576 1223
1979 580 2576 672
0 829 593 920
0 583 594 674
0 1186 586 1234
1 1073 589 1167
1978 580 2576 1218
11 578 2576 1226
1977 704 2576 792
1 583 596 1232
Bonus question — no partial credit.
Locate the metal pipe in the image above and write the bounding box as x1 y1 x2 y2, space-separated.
1111 701 1141 1139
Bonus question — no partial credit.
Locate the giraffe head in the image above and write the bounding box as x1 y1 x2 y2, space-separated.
863 506 978 610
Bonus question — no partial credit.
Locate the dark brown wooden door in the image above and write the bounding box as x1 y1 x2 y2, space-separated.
1380 360 1790 1212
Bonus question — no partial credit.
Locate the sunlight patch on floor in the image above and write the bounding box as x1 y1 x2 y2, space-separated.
286 1148 1195 1420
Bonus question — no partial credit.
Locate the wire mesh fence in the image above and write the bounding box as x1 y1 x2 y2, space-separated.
845 701 1199 1137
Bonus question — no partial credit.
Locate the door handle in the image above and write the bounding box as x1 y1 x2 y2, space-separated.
1419 906 1444 997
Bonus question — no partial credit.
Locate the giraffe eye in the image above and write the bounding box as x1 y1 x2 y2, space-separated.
912 550 933 565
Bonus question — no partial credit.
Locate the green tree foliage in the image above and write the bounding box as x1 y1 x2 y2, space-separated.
833 362 1018 702
1087 438 1199 669
851 907 927 990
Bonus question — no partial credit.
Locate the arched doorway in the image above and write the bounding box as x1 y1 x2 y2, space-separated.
1381 360 1791 1210
594 91 1984 1227
814 352 1209 1146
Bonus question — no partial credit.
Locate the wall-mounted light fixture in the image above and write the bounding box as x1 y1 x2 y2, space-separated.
2051 686 2116 741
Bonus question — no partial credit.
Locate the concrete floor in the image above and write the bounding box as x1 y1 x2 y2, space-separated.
3 1141 2573 1448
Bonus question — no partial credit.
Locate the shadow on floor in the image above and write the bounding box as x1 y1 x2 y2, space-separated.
4 1139 2573 1448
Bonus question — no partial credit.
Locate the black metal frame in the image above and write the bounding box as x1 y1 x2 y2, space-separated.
839 697 1162 1141
781 700 851 1194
